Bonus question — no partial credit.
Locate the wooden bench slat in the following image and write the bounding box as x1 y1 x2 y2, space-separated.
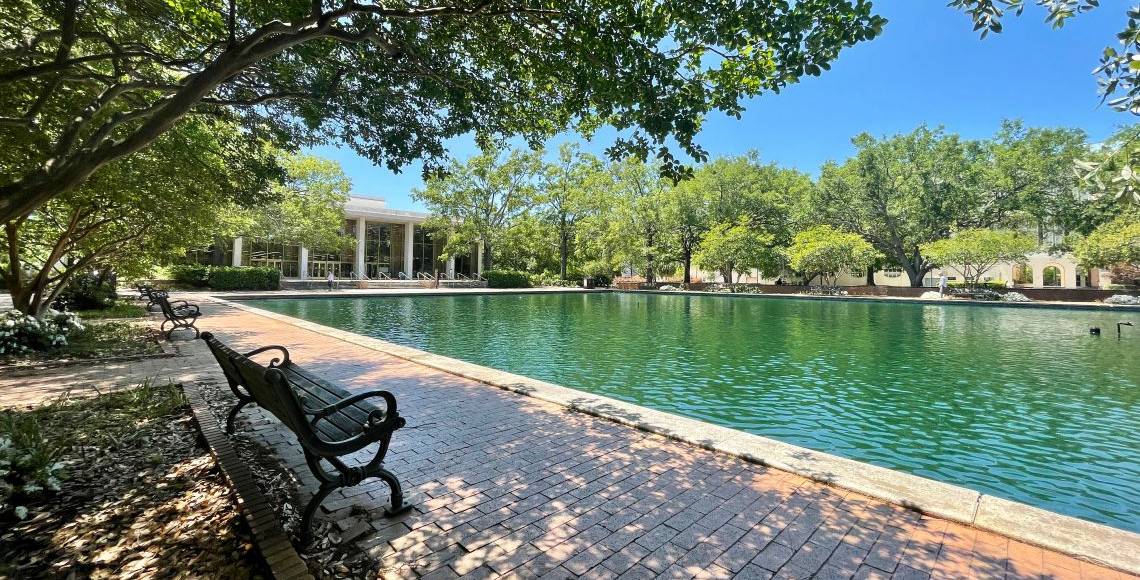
282 365 385 427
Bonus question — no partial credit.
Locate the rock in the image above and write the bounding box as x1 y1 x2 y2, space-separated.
1002 292 1032 302
1104 294 1140 305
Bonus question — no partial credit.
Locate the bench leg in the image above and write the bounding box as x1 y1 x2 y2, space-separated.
225 398 252 434
300 483 337 545
375 466 412 517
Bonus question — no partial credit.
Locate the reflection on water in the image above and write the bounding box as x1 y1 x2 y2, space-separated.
254 293 1140 532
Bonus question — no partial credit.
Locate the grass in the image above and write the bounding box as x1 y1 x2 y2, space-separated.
71 300 148 319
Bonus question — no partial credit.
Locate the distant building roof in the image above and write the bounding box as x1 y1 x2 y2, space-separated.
344 195 429 223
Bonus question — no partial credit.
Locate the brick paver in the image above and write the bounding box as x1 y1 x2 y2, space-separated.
134 301 1140 578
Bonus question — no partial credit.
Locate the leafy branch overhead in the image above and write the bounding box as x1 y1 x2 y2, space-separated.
0 0 886 224
950 0 1140 203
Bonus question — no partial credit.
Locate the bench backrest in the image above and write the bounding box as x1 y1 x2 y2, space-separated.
200 333 311 436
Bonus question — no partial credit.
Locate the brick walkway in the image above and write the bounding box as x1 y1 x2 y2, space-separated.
177 302 1137 579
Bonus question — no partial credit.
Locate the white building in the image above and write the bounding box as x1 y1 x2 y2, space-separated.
186 195 483 281
693 252 1115 289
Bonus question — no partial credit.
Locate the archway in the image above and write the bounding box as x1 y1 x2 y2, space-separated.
1042 265 1063 287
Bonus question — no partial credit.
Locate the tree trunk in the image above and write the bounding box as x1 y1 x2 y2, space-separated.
683 248 692 286
483 241 493 272
559 231 569 280
866 265 876 286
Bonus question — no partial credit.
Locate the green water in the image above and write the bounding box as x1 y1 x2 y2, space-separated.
251 293 1140 532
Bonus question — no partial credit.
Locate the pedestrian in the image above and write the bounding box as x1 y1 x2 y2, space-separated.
938 273 948 298
327 270 335 291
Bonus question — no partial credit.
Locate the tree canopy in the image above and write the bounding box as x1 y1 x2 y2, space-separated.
814 126 988 287
783 225 879 289
0 0 885 224
1074 213 1140 270
920 228 1036 287
1 116 278 314
414 147 543 271
229 153 351 252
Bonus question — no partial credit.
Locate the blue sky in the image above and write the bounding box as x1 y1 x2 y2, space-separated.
305 1 1129 212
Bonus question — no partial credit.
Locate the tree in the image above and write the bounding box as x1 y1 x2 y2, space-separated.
229 153 352 252
667 153 814 284
606 158 673 283
951 2 1140 203
920 229 1037 288
814 126 989 287
784 225 879 290
1074 213 1140 270
540 144 603 280
988 121 1088 243
1 117 277 315
661 182 709 285
414 147 543 271
693 218 780 283
0 0 886 225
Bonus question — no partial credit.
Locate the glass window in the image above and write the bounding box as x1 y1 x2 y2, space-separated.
412 227 443 276
243 239 300 277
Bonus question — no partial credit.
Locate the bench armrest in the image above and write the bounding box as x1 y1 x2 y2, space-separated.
307 390 398 424
244 345 291 367
172 302 200 314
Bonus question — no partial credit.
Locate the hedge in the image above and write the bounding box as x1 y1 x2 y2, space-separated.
205 266 280 290
168 264 210 287
484 269 530 288
947 280 1008 291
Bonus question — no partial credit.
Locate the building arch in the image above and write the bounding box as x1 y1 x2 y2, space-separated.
1041 264 1063 287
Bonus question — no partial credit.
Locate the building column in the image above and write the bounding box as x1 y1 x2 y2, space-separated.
476 240 484 275
299 247 309 279
355 217 366 279
404 222 415 279
232 237 243 266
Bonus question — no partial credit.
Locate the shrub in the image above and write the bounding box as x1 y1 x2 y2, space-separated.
947 280 1008 291
52 273 117 311
591 274 613 288
168 264 210 288
0 310 85 356
484 269 530 288
206 266 280 290
0 412 63 519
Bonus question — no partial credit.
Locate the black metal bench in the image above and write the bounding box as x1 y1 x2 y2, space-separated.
200 332 411 542
135 282 162 309
156 293 200 339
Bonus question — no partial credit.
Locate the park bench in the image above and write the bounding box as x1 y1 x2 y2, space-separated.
155 293 201 339
199 332 411 542
135 282 162 308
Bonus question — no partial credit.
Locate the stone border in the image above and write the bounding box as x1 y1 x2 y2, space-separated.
623 288 1140 312
183 378 314 580
213 287 607 302
213 297 1140 576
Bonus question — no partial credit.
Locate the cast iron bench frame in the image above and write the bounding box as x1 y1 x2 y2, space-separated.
156 293 200 339
135 282 162 308
200 332 411 542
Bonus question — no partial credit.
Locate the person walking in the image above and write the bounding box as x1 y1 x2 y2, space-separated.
326 270 335 291
938 273 948 298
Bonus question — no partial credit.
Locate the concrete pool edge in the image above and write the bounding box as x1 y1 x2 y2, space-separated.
621 288 1140 312
211 297 1140 576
